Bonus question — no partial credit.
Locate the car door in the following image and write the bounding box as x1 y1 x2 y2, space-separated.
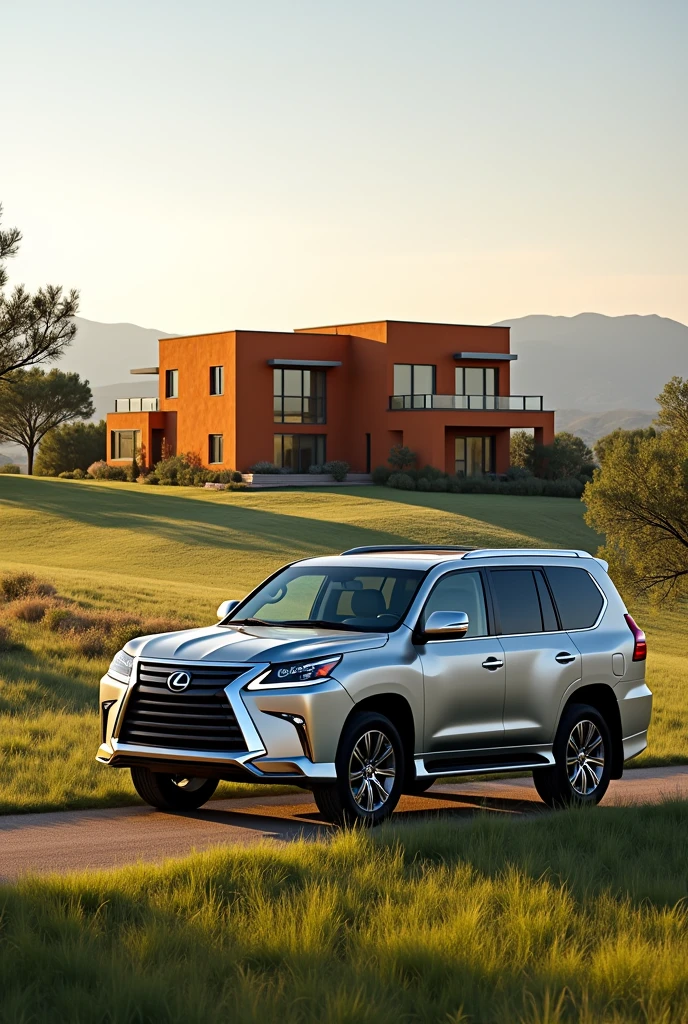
488 567 582 747
417 569 506 752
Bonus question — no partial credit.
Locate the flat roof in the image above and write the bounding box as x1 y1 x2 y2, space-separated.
297 319 510 332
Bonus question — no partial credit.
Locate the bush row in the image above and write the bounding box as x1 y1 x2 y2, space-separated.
372 464 586 498
0 571 189 659
249 460 350 481
0 464 21 474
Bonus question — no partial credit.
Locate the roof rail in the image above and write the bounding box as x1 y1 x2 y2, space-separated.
340 544 475 556
461 548 592 560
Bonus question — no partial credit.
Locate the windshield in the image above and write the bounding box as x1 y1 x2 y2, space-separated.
226 565 426 632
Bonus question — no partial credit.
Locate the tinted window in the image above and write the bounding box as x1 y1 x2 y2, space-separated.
423 571 488 637
534 570 559 631
490 569 542 634
545 567 604 629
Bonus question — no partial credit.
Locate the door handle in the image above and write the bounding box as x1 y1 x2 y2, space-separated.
482 657 504 671
555 652 576 665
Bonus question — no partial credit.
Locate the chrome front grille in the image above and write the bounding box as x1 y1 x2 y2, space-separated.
119 662 248 752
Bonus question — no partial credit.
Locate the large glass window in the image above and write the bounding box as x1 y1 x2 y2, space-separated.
490 569 544 635
422 571 488 637
274 433 326 472
273 369 325 423
208 434 223 464
455 436 494 476
210 366 224 396
225 564 426 632
110 430 141 460
455 367 497 409
165 369 178 398
393 364 435 408
545 567 604 629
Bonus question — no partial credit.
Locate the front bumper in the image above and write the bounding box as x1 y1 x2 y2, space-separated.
97 657 354 782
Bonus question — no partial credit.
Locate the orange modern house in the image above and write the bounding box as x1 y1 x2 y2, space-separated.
106 319 555 476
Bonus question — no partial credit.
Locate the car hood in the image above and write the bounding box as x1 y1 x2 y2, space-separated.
124 623 388 665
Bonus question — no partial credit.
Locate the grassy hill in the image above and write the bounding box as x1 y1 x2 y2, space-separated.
0 477 684 814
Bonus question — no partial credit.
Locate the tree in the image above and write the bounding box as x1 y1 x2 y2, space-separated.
534 432 595 480
0 369 94 474
594 426 656 466
510 430 534 471
655 376 688 436
34 420 106 476
0 204 79 382
388 444 416 470
584 376 688 604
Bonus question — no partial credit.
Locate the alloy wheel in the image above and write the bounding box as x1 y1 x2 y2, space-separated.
566 720 605 796
348 730 396 812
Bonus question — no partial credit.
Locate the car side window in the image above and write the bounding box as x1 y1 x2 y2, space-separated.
490 569 543 634
422 571 488 637
545 567 604 629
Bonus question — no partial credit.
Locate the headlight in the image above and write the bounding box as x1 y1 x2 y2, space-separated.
246 655 342 690
108 649 134 683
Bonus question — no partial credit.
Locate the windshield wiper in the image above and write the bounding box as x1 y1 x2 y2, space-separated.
228 617 273 627
276 619 367 631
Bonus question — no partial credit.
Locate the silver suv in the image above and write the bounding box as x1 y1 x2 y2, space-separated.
97 546 652 825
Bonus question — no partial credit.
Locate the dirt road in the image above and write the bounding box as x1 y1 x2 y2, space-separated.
1 766 686 881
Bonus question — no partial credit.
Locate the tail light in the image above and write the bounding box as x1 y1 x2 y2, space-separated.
624 614 647 661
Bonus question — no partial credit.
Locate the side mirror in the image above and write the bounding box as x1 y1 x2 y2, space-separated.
422 610 470 639
217 599 240 620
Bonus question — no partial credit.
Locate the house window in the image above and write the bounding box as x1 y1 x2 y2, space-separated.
210 366 224 396
274 434 326 473
455 367 497 409
393 364 435 408
111 430 141 461
208 434 224 464
165 369 179 398
273 369 326 423
455 436 494 476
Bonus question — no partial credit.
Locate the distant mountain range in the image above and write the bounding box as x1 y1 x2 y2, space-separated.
1 312 684 465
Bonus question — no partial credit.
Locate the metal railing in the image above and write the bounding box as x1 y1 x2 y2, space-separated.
114 397 159 412
389 394 545 411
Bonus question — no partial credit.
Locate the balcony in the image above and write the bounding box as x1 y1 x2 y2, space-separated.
114 397 159 412
389 394 545 412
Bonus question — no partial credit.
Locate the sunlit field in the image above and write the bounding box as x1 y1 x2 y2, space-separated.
2 803 687 1023
0 476 685 815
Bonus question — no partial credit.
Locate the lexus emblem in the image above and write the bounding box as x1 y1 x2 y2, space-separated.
167 671 191 692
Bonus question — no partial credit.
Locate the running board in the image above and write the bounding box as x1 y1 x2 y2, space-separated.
419 751 553 777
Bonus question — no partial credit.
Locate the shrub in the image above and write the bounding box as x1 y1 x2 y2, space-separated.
45 606 78 632
58 471 74 479
11 599 50 623
0 624 16 650
142 472 159 485
87 461 126 481
387 472 416 490
372 466 391 486
0 463 21 474
430 477 448 492
505 465 532 480
388 444 417 470
308 464 324 474
323 460 349 482
2 573 37 602
249 461 281 474
205 469 244 484
417 464 446 482
154 453 208 487
72 467 86 479
416 477 431 491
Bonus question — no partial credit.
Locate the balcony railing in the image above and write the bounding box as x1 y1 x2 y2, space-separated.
114 397 159 412
389 394 545 412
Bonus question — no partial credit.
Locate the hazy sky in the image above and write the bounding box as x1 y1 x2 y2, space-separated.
3 0 686 334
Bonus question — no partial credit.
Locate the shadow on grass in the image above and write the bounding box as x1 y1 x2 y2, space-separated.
0 644 98 714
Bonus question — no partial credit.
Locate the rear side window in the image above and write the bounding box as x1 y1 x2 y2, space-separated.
545 567 604 629
490 569 543 634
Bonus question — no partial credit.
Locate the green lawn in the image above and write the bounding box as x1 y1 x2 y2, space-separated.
0 476 685 815
2 803 687 1023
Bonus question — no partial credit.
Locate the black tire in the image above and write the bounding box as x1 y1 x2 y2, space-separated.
312 711 405 827
403 777 435 796
533 702 612 809
131 766 218 811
